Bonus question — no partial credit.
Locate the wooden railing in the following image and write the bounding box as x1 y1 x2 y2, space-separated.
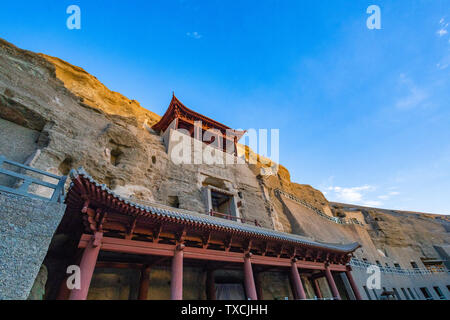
209 209 262 227
0 155 67 203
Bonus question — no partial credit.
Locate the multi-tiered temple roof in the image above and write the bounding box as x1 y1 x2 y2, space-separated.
152 95 246 153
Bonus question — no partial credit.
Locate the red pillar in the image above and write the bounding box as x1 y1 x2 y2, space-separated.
69 232 103 300
138 266 151 300
325 266 341 300
206 269 216 300
345 267 363 300
290 260 307 300
254 272 264 300
171 244 184 300
243 253 258 300
312 278 323 299
56 276 70 300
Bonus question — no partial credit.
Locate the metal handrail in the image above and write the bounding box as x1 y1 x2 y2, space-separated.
0 155 67 203
275 189 364 227
209 209 262 227
349 258 448 276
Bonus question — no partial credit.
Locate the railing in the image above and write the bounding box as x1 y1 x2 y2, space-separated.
209 209 262 227
275 189 365 227
121 196 263 227
0 155 67 203
350 258 448 276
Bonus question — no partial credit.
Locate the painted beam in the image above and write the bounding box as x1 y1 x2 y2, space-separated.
78 235 347 271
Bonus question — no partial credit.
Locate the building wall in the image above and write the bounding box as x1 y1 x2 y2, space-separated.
350 266 450 300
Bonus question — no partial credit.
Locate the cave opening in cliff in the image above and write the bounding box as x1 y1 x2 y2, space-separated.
211 190 234 218
110 148 123 166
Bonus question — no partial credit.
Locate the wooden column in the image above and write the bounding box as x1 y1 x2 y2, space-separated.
138 266 151 300
325 266 341 300
56 275 70 300
290 260 307 300
243 253 258 300
69 232 103 300
345 267 362 300
171 244 184 300
206 269 216 300
254 272 264 300
312 278 323 299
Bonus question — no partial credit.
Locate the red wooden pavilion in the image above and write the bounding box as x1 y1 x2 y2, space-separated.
57 168 363 300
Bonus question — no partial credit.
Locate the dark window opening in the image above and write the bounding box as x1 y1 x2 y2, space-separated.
167 196 180 208
372 289 379 300
211 190 234 218
433 286 445 300
407 288 416 300
363 286 372 300
401 288 410 300
411 261 419 269
394 263 401 269
420 287 433 300
110 148 123 166
392 288 401 300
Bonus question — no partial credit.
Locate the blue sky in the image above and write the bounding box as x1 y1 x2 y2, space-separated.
1 1 449 214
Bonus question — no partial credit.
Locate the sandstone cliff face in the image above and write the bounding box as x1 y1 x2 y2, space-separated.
0 38 448 271
40 54 161 127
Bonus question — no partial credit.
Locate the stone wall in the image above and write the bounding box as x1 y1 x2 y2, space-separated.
0 191 66 300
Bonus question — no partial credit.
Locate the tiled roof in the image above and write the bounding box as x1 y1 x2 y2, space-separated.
69 168 360 254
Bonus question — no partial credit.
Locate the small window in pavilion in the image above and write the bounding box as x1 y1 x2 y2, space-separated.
410 261 419 269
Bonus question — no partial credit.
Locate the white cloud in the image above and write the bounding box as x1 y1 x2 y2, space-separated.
438 28 448 37
325 185 401 208
361 200 383 207
186 31 202 39
395 74 429 109
378 191 400 200
327 185 376 203
437 19 448 37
